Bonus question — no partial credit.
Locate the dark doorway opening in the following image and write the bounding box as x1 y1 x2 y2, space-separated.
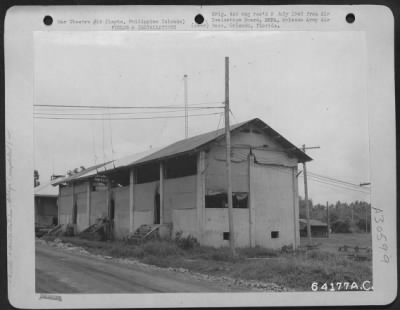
110 199 115 220
154 193 160 224
72 201 77 224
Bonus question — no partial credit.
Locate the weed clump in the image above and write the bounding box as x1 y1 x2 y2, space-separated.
174 231 199 250
142 240 183 257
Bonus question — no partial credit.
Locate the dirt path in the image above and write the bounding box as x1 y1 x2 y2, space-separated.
36 242 250 293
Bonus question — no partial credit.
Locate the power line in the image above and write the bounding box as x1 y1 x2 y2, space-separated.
261 163 370 194
308 171 363 188
214 112 224 138
308 176 371 194
189 101 224 106
34 112 221 121
34 104 223 110
33 107 215 116
229 109 239 124
309 174 370 191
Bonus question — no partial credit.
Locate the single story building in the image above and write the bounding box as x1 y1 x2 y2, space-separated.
34 182 58 226
299 219 329 237
52 118 312 249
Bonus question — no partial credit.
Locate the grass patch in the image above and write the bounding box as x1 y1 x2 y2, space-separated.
42 235 372 291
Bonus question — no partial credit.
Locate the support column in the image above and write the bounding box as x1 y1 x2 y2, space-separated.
106 179 112 216
71 182 76 225
106 178 113 239
129 168 135 234
159 163 164 225
196 151 206 243
293 167 300 249
86 180 91 227
248 154 256 248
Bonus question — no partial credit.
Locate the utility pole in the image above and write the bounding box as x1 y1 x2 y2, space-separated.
184 74 188 139
301 145 320 245
326 201 330 238
360 182 370 233
225 57 236 256
351 205 354 223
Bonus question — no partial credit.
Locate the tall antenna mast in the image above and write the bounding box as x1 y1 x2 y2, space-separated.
184 74 188 138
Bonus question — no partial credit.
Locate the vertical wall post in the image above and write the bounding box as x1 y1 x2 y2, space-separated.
302 145 312 245
248 153 256 248
326 201 330 238
106 178 112 239
184 74 188 139
292 167 300 249
106 179 111 216
71 182 76 226
159 163 164 225
86 180 91 227
196 151 206 243
129 168 135 234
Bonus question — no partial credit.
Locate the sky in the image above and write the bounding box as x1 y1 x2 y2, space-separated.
33 30 370 204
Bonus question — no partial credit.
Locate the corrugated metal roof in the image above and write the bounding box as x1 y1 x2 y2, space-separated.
133 121 248 165
52 118 312 185
51 162 112 186
34 182 59 197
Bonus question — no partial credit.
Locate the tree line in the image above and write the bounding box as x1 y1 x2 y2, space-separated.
299 198 371 233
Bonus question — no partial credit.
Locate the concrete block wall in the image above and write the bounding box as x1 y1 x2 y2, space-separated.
90 190 107 225
134 181 158 211
203 209 250 247
205 147 249 193
164 175 196 224
251 164 296 249
76 192 88 232
171 208 198 239
113 186 130 239
58 187 73 225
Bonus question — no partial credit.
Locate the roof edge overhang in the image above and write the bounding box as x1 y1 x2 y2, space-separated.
53 117 312 185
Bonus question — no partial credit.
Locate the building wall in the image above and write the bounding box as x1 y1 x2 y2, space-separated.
58 186 73 225
251 164 297 249
132 210 153 231
76 191 88 232
202 126 299 248
134 181 158 212
113 186 130 239
35 196 58 225
203 209 250 247
206 146 249 192
205 125 295 193
90 190 107 224
171 208 199 239
164 175 197 224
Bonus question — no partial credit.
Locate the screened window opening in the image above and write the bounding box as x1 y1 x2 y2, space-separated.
205 192 248 208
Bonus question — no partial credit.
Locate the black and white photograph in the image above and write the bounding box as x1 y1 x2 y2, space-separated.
5 5 396 308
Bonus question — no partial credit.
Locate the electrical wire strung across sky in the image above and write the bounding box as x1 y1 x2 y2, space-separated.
33 103 224 120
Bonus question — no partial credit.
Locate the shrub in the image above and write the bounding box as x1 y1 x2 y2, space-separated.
174 231 200 250
331 220 351 233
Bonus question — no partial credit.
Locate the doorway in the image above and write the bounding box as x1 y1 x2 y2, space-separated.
72 201 77 224
154 193 160 224
109 198 115 221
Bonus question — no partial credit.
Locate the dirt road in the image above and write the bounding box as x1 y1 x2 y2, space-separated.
36 242 246 293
